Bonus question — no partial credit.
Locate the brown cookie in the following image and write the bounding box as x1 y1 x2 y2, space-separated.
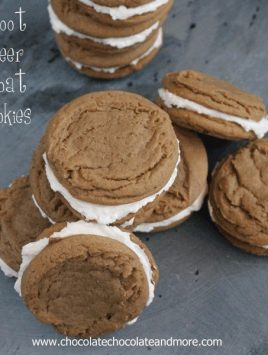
42 91 178 225
17 221 159 337
30 138 134 226
30 138 78 224
0 176 50 275
51 0 172 37
208 139 268 255
157 70 268 140
133 127 208 232
76 0 173 30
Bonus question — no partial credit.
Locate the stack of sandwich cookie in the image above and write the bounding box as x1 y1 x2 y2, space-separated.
30 91 180 227
133 127 208 232
0 176 50 277
48 0 173 78
208 139 268 255
158 70 268 140
15 221 159 337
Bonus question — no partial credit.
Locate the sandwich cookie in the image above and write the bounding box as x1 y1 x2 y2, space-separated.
133 127 208 232
158 70 268 140
0 176 50 277
208 139 268 255
50 0 172 38
77 0 172 26
63 29 163 79
43 91 179 226
30 138 78 224
15 221 159 337
48 4 161 50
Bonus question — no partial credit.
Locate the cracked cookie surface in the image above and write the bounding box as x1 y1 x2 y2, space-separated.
45 91 178 205
21 223 159 337
209 139 268 252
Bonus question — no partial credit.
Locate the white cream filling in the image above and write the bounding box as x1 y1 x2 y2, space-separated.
135 184 208 233
48 4 159 49
0 258 18 278
121 217 135 228
159 88 268 139
257 244 268 249
78 0 169 20
67 28 162 74
43 145 180 225
15 221 155 313
32 195 55 225
207 199 216 223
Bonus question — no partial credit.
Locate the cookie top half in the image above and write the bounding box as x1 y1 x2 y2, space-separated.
209 139 268 245
16 221 158 337
44 91 178 205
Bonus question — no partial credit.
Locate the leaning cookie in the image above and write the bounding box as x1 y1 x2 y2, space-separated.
15 221 159 337
133 127 208 232
208 139 268 255
157 70 268 140
0 176 50 277
42 91 179 226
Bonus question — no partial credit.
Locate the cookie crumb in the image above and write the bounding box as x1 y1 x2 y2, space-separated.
48 48 60 63
249 13 257 27
189 23 196 30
